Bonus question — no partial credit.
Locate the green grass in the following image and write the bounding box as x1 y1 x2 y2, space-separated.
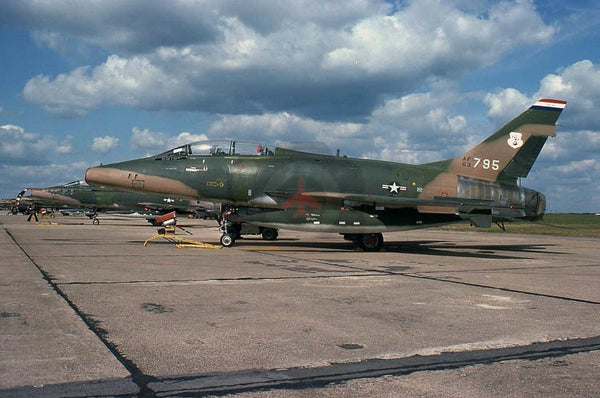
439 213 600 238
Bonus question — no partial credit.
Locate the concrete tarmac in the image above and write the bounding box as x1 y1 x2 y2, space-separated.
0 213 599 397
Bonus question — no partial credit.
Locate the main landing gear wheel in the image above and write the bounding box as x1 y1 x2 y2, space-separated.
220 233 235 247
261 228 278 241
358 233 384 252
92 218 100 225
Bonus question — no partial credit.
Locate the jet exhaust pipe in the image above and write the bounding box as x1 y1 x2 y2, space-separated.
522 188 546 221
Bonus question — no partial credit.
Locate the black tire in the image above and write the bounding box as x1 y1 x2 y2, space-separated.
359 233 383 251
220 233 235 247
230 223 243 239
92 218 100 225
261 228 278 240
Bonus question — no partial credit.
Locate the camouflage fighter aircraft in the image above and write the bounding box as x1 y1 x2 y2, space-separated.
17 180 217 224
85 99 566 250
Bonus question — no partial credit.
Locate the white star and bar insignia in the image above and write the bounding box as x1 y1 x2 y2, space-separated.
381 182 407 193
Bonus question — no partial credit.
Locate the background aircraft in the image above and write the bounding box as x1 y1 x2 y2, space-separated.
1 198 17 213
86 99 566 250
16 180 217 224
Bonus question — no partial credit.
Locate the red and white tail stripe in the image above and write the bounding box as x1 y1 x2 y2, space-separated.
533 98 567 110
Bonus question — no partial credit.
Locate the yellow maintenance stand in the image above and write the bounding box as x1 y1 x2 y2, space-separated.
143 211 221 249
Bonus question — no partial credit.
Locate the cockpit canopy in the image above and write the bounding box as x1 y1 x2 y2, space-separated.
154 140 275 160
63 180 89 188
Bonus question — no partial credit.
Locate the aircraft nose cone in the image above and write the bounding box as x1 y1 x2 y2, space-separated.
85 166 129 189
29 188 82 206
27 189 50 200
85 167 102 185
85 164 199 198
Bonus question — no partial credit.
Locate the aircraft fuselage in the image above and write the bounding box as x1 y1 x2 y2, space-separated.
85 145 543 233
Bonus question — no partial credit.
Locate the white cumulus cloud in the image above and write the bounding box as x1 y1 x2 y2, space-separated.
0 124 72 164
19 0 556 120
91 135 119 153
130 127 208 153
484 60 600 129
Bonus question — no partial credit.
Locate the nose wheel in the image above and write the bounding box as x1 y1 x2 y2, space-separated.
220 233 235 247
86 210 100 225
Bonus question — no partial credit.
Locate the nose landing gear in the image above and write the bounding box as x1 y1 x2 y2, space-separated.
218 205 278 247
218 207 240 247
85 210 100 225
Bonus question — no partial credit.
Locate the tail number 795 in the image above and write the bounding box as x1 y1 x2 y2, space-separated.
473 158 500 171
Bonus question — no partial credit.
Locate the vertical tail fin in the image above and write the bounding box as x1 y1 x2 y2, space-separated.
449 99 566 182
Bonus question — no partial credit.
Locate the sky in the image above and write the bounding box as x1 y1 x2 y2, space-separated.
1 0 599 213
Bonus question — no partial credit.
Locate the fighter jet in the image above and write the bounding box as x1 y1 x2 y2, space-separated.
17 180 217 224
86 99 566 250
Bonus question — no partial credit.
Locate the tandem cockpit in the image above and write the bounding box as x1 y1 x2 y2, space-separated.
154 140 276 160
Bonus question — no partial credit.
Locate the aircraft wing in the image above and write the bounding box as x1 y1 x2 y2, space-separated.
136 201 196 214
340 193 494 210
137 201 176 210
136 201 218 217
314 192 500 228
273 191 496 210
266 191 500 228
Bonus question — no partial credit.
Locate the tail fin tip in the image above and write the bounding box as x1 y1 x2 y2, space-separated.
532 98 567 110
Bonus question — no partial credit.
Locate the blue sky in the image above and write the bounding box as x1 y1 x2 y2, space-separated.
1 0 599 212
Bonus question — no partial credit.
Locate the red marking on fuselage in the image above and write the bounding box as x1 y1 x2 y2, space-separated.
280 177 322 218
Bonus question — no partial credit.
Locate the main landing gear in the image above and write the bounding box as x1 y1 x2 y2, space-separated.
343 233 384 252
218 206 278 247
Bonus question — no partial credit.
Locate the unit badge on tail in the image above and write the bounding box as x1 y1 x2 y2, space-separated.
507 132 524 149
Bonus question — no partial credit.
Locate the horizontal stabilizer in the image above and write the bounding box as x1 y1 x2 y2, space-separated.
459 212 492 228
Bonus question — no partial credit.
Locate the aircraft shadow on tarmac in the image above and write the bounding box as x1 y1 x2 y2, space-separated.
384 240 564 260
190 238 563 260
